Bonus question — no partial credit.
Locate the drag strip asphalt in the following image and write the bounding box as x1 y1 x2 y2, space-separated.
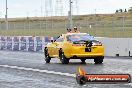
0 51 132 88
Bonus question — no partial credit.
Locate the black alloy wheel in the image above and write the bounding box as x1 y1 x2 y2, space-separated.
81 59 86 64
44 48 51 63
59 50 69 64
94 57 104 64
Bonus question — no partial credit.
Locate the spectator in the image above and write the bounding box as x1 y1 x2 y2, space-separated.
73 27 80 33
67 28 72 33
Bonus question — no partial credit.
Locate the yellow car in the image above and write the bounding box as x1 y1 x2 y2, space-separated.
44 33 104 64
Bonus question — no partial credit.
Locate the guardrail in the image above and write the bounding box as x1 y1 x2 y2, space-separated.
0 36 56 52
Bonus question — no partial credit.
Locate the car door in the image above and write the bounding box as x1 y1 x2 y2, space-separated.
48 42 57 57
53 35 64 57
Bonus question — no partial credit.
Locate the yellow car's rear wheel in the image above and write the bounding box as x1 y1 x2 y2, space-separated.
59 49 69 64
94 57 104 64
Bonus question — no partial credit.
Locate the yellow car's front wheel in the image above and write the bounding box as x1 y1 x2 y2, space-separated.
44 48 51 63
59 49 69 64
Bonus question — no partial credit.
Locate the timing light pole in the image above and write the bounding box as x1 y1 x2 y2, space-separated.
69 0 73 29
5 0 8 30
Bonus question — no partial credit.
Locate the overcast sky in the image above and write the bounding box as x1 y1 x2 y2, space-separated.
0 0 132 18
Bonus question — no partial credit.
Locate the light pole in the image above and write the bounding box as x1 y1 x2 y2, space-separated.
118 16 125 37
69 0 73 29
122 16 125 37
0 11 1 30
5 0 8 30
40 0 43 17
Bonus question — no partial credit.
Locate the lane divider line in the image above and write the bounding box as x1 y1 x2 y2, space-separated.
1 64 131 87
0 65 76 78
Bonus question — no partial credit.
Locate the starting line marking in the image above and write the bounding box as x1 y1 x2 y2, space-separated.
0 65 76 78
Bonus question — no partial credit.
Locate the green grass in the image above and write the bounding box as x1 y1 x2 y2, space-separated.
0 27 132 38
0 12 132 37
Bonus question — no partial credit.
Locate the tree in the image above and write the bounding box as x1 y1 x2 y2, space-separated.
124 9 127 12
128 7 132 13
116 10 119 13
119 9 123 12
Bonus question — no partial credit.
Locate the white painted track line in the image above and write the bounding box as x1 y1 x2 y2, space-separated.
0 65 76 78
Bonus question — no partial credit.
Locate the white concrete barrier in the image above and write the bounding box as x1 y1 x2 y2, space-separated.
0 36 132 57
96 37 132 57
